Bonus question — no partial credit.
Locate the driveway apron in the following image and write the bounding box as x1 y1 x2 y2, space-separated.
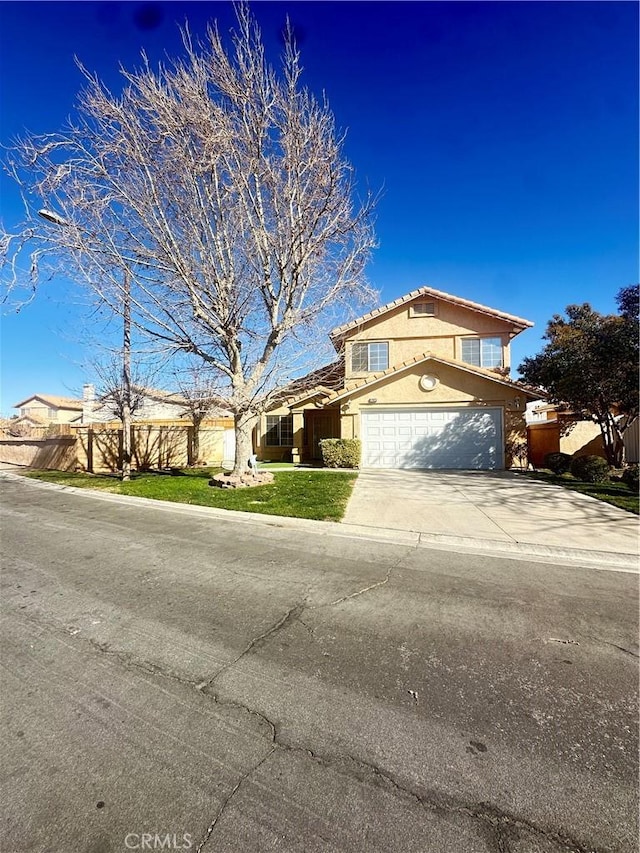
342 470 639 556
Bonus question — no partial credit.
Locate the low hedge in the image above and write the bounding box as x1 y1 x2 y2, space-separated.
543 452 572 474
569 455 610 483
319 438 361 469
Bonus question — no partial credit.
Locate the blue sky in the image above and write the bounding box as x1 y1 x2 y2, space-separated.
1 1 638 414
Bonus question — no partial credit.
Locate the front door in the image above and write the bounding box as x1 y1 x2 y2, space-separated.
312 414 339 459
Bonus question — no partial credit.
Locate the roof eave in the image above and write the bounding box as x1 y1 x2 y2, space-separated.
322 355 542 405
329 285 534 341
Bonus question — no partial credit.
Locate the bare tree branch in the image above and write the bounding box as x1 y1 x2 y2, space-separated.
1 3 377 473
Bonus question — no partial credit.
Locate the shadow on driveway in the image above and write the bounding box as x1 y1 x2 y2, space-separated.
342 470 639 555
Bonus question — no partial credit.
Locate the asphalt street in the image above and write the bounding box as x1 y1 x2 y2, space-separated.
1 476 638 853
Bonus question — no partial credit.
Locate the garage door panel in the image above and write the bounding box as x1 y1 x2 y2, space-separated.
361 408 502 470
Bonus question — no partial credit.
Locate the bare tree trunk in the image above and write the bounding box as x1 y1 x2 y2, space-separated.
607 413 627 468
596 411 625 468
190 415 204 465
233 412 257 476
190 426 199 467
121 271 132 481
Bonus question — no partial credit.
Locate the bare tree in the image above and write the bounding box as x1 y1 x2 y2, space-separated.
84 351 153 479
172 362 227 465
2 4 376 474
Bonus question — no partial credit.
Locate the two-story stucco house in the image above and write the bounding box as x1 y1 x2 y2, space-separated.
81 384 191 424
12 394 84 426
256 286 539 470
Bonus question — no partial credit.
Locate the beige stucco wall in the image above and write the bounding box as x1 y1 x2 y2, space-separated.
343 297 515 379
343 362 521 413
19 400 81 424
559 420 605 458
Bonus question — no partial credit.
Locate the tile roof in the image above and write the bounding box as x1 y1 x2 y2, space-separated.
13 394 84 410
330 285 534 342
272 361 345 407
317 352 542 405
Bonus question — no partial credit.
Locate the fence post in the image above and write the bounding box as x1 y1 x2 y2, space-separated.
88 428 94 473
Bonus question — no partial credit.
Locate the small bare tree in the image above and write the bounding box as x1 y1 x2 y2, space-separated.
172 362 226 465
84 352 154 479
2 4 376 474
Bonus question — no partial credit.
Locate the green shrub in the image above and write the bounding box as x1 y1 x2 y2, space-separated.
622 464 639 491
319 438 361 469
569 455 610 483
543 452 572 474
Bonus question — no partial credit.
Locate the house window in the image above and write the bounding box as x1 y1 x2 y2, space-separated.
461 337 503 368
351 341 389 372
410 301 437 317
265 414 293 446
48 409 59 420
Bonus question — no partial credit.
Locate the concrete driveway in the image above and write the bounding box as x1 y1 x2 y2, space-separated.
342 470 639 558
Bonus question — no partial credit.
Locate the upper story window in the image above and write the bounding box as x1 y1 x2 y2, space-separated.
461 337 503 368
265 414 293 446
351 341 389 372
409 301 437 317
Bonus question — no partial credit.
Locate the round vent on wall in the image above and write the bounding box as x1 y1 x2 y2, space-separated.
419 374 439 391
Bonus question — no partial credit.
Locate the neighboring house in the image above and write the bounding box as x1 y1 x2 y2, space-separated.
1 414 48 434
526 400 631 467
78 383 235 472
81 384 192 424
258 286 540 470
12 394 83 425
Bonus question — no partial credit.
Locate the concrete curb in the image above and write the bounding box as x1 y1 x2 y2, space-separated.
2 470 638 571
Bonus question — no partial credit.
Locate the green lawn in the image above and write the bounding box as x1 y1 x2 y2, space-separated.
25 468 358 521
520 470 639 515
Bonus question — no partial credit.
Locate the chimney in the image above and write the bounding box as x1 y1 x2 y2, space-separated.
82 384 96 424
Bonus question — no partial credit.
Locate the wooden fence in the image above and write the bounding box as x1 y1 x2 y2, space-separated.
0 420 234 472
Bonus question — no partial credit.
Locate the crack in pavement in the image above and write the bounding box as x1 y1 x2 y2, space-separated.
15 565 612 853
196 601 308 692
318 564 394 608
86 638 206 688
33 606 608 853
196 554 404 693
589 636 639 658
189 684 602 853
195 746 277 853
271 744 603 853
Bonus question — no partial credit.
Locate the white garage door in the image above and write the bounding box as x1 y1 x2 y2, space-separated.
361 408 503 470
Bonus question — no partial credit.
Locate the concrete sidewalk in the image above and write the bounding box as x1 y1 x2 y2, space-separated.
342 470 639 559
1 466 637 569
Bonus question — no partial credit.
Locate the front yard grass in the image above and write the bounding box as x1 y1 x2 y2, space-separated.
520 470 639 515
24 468 357 521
